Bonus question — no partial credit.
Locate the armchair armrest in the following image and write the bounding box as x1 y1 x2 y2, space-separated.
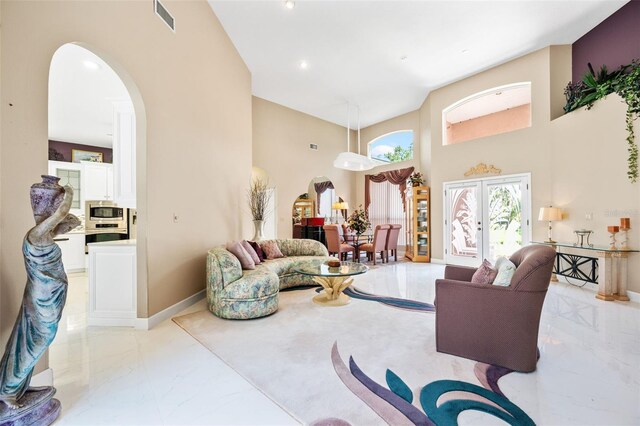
443 265 478 282
435 277 546 372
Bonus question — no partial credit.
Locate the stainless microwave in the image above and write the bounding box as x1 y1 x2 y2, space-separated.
85 200 127 231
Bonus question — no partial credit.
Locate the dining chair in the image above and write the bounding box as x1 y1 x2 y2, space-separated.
359 225 390 265
385 224 402 261
323 224 355 261
341 223 356 243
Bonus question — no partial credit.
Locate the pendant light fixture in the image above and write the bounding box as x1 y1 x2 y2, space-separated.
333 104 375 171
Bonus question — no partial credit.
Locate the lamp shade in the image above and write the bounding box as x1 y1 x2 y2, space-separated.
538 207 562 222
339 202 349 210
332 202 342 209
333 152 375 171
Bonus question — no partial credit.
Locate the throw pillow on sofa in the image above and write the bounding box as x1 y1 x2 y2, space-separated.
261 240 285 260
248 241 265 262
471 259 498 284
241 240 261 264
493 257 516 286
226 241 256 270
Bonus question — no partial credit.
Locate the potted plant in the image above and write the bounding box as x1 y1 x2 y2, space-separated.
563 60 640 182
248 178 272 241
347 205 371 238
409 172 425 187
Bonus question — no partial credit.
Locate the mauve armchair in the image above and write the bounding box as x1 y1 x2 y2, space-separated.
435 245 556 372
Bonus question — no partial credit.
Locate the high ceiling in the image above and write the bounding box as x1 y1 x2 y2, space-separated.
208 0 626 128
49 44 131 148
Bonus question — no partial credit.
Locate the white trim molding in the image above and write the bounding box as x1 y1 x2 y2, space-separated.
555 276 640 304
135 290 205 330
30 368 54 387
627 290 640 303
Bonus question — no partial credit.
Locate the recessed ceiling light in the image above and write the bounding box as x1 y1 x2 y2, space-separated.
284 0 295 9
83 60 99 70
461 49 470 54
299 60 308 70
400 55 408 61
495 91 503 96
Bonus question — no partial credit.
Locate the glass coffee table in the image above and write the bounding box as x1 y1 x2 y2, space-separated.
294 261 368 306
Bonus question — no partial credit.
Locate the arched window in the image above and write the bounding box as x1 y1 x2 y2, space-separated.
368 130 414 164
443 82 531 146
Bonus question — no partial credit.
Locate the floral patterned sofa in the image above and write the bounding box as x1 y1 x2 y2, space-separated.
206 239 329 319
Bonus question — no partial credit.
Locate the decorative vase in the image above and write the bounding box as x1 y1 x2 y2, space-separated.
30 175 65 225
253 220 266 242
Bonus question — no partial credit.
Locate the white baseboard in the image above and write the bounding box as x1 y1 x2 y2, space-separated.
30 368 53 387
628 290 640 303
135 289 205 330
555 276 640 303
554 275 598 291
431 258 445 264
88 317 137 327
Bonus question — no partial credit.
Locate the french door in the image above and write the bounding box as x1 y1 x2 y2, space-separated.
444 174 530 266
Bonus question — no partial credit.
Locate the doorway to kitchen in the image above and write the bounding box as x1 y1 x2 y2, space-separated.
48 43 142 330
444 173 531 266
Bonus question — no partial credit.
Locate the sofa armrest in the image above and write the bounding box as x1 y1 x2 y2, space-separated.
443 265 478 282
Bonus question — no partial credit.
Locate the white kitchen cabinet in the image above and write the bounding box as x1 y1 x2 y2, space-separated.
48 161 83 215
112 101 136 208
82 161 113 201
54 233 85 272
88 240 137 327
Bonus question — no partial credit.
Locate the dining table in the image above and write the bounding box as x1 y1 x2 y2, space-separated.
343 232 373 262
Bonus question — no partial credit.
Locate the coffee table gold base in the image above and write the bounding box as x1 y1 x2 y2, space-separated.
312 276 353 306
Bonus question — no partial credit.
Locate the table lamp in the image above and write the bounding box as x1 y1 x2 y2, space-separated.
538 206 563 243
331 202 342 224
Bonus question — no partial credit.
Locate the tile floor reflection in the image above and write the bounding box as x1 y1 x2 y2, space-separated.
50 261 640 425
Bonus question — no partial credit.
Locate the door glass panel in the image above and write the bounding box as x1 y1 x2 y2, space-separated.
55 168 81 209
449 186 479 259
487 182 523 261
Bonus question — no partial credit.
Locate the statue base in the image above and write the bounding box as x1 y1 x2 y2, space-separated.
0 387 60 426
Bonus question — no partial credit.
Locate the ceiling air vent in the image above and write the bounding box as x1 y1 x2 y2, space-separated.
154 0 175 32
309 143 318 150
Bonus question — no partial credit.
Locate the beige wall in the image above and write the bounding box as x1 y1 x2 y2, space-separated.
420 45 640 292
1 0 252 355
423 47 557 262
355 110 421 208
447 104 531 145
252 97 355 238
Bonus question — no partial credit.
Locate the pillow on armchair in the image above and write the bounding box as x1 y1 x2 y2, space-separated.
471 259 498 284
493 257 516 286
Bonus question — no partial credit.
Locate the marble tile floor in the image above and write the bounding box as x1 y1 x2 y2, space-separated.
49 262 640 425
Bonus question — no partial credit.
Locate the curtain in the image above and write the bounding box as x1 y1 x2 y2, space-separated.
369 180 406 246
314 180 334 215
364 166 414 212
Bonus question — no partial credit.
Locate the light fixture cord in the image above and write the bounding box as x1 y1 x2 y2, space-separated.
346 103 350 153
357 105 361 155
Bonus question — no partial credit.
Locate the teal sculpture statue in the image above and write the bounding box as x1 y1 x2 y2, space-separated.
0 176 79 425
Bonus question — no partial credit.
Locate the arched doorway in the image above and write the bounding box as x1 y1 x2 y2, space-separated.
47 43 148 326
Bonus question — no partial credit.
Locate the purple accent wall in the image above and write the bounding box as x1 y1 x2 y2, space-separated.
48 140 113 163
572 1 640 82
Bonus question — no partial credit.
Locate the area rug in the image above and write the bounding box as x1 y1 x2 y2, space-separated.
173 288 532 425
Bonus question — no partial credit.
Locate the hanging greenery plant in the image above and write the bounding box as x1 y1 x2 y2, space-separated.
563 60 640 182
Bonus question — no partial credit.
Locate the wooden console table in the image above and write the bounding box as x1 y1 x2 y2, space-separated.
532 241 638 301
